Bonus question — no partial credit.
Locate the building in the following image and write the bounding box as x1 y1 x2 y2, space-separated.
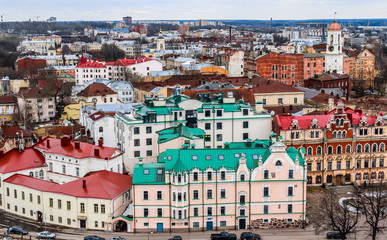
115 92 272 173
134 25 148 35
0 126 34 153
77 83 118 105
179 25 190 35
3 170 132 231
347 49 375 89
304 73 351 99
17 88 56 124
325 20 344 74
80 111 116 148
16 57 47 73
17 40 56 55
62 101 94 121
0 96 18 124
215 48 245 77
274 101 387 186
131 139 306 232
255 52 304 86
34 136 124 184
123 16 132 26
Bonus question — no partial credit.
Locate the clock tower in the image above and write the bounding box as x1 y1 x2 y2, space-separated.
325 20 343 74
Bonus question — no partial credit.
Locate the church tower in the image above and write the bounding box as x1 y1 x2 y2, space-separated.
324 20 343 74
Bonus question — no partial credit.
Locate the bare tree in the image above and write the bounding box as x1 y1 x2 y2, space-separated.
355 182 387 240
123 68 144 82
309 190 359 240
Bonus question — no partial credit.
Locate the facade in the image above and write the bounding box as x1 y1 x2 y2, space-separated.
2 171 132 231
215 48 245 77
275 102 387 186
304 73 351 98
77 83 118 105
17 40 56 55
324 20 344 74
115 93 272 173
0 96 18 124
131 140 306 232
347 49 375 89
80 111 117 148
62 101 94 120
256 52 304 86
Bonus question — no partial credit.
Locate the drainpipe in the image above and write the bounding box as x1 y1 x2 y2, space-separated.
169 175 172 233
188 172 191 232
302 163 305 229
248 169 251 229
234 169 237 230
215 169 218 231
202 169 205 232
133 185 136 233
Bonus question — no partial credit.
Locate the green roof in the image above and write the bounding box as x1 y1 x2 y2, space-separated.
132 163 166 185
157 124 205 144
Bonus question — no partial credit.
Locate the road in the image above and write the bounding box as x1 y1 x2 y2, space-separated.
1 228 385 240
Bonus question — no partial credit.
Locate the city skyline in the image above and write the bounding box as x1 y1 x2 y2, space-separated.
1 0 386 22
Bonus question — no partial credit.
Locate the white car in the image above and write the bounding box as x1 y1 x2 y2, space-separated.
37 231 56 239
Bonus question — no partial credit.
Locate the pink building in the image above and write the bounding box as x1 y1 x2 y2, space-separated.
131 139 307 233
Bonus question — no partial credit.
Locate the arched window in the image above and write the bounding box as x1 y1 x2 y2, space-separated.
356 173 361 181
336 119 340 126
39 170 44 179
337 146 342 154
333 132 337 139
365 144 370 153
275 160 282 166
379 172 384 180
371 172 376 180
342 131 346 138
372 143 378 152
307 147 313 156
337 131 342 139
317 146 322 155
328 146 333 155
380 143 385 152
346 145 351 153
99 127 103 132
340 119 344 126
364 172 369 181
357 144 362 153
307 176 312 184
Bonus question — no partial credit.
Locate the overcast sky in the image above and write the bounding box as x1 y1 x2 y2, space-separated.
1 0 386 21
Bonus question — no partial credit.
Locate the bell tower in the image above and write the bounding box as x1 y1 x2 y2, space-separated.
325 19 343 74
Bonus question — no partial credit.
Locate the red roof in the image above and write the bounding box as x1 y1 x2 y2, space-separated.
250 79 304 94
76 59 105 68
2 126 32 138
276 112 334 130
0 96 17 104
35 136 119 160
108 58 154 66
78 83 117 97
328 21 341 31
4 170 132 200
0 148 45 173
89 111 115 121
310 93 355 106
18 87 54 98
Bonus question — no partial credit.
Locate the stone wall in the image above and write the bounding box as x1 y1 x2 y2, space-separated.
251 218 304 229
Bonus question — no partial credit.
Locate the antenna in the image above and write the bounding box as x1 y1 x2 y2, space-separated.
334 12 337 22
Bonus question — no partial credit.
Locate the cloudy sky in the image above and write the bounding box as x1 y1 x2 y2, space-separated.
1 0 386 21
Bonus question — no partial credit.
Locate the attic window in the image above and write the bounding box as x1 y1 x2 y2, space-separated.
253 154 258 160
218 155 224 160
275 161 283 166
167 155 172 161
144 169 149 175
205 155 211 160
157 169 163 175
192 155 198 160
234 153 240 158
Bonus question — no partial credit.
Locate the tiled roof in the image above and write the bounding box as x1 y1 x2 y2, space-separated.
0 148 45 173
4 170 132 200
109 58 154 66
0 96 17 104
132 163 166 185
78 83 117 97
312 73 349 81
76 59 105 68
2 126 32 138
251 80 304 94
18 87 54 98
310 93 355 106
276 113 334 130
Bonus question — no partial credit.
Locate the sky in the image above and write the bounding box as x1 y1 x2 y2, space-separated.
1 0 387 21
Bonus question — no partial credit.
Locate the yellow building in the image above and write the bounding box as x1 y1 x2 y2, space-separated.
62 101 93 120
348 49 375 89
200 66 228 76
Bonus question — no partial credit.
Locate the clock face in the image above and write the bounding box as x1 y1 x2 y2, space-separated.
329 46 334 52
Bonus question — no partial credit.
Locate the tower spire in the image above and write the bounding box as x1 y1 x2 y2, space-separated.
334 12 337 23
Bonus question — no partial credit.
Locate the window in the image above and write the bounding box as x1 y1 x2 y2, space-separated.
217 206 226 216
240 195 246 204
157 208 162 217
134 139 140 146
357 144 362 153
307 163 312 172
240 209 246 216
134 127 140 134
94 204 98 213
278 98 283 104
192 155 198 160
157 191 162 200
216 134 222 141
275 160 282 166
67 201 71 210
317 147 322 155
80 203 85 213
143 191 149 200
194 208 199 217
221 171 226 180
263 187 269 197
264 170 269 179
220 189 226 198
288 204 293 213
240 174 245 181
380 159 385 167
146 138 152 145
207 189 213 199
328 146 333 155
346 161 351 169
337 146 342 154
289 169 294 179
328 162 332 170
193 190 199 199
193 172 198 181
193 222 199 227
207 207 213 216
346 145 351 153
205 110 211 117
243 133 249 140
62 165 66 174
372 144 378 152
134 151 140 157
264 205 269 214
99 126 103 132
146 126 152 134
243 121 248 128
364 173 369 181
49 198 53 207
58 200 62 209
146 150 152 156
216 122 222 130
365 144 370 153
207 171 212 181
288 186 294 196
243 109 249 116
67 218 71 225
144 208 149 217
216 110 222 117
205 123 211 130
380 143 385 152
307 147 313 156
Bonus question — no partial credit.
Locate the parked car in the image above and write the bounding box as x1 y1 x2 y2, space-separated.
9 226 28 235
210 232 237 240
326 232 345 239
241 232 261 240
111 237 126 240
84 236 105 240
168 236 182 240
38 231 56 239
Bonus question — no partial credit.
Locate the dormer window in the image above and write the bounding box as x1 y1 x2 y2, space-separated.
205 155 211 160
144 169 149 175
275 160 282 166
218 155 224 160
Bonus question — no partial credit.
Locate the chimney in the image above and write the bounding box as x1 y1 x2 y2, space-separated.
38 136 42 142
255 101 263 113
94 148 100 157
75 141 80 149
46 139 50 148
82 180 86 188
328 98 334 111
98 138 103 147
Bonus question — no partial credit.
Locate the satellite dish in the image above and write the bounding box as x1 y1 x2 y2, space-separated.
270 111 275 116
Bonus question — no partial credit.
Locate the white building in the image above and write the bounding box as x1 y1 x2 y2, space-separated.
325 20 344 74
115 92 272 173
80 111 117 148
77 83 118 105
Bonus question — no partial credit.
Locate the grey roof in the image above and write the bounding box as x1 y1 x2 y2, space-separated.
295 86 346 99
82 103 135 114
108 81 134 91
192 81 235 90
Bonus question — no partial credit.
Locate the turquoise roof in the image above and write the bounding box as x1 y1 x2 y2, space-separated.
157 124 205 143
132 163 166 185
